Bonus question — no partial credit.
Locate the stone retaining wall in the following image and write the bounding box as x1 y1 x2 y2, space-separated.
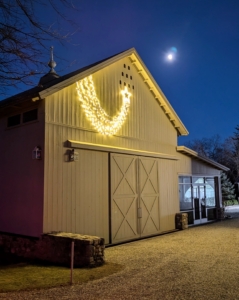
0 232 105 267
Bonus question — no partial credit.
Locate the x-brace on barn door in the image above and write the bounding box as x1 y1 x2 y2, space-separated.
110 153 159 244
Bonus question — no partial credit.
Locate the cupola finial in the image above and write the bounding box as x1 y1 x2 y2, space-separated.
38 46 60 86
48 46 57 74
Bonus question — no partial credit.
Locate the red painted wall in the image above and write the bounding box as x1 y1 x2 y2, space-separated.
0 101 45 237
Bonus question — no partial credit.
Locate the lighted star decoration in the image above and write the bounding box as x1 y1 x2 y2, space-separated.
76 75 132 135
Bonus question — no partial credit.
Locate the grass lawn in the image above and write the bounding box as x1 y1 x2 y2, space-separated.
0 253 124 293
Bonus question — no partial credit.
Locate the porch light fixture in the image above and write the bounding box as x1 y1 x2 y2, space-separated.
32 146 42 160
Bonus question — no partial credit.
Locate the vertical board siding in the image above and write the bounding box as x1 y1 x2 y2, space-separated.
45 57 178 155
44 56 180 240
43 55 222 243
44 140 109 243
158 159 179 232
176 152 221 176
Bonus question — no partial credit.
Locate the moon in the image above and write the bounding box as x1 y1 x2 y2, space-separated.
167 54 173 60
166 47 177 62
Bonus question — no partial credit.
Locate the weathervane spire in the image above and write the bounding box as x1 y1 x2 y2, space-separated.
48 46 57 74
38 45 60 86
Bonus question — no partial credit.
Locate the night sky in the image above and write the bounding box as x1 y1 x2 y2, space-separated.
4 0 239 144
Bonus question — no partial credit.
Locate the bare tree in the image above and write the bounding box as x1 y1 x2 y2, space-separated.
0 0 79 95
186 132 239 184
185 134 223 161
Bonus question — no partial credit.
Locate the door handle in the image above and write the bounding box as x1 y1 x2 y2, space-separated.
138 207 142 218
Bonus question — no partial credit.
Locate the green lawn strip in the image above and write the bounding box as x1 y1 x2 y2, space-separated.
0 262 124 292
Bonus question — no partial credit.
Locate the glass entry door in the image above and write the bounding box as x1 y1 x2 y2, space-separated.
193 185 207 224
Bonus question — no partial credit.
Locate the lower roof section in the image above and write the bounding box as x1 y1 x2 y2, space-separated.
177 146 229 172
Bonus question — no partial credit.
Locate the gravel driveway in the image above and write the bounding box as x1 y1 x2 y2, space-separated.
1 215 239 300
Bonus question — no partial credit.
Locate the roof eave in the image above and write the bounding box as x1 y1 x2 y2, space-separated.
177 146 230 171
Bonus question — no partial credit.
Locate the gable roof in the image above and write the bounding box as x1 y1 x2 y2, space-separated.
0 48 188 135
177 146 229 171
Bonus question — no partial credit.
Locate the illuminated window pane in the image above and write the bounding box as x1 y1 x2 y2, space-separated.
206 184 215 207
179 184 193 210
192 177 204 184
179 176 191 184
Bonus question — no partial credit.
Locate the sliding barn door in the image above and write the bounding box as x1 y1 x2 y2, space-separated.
110 154 139 243
111 154 160 243
138 157 160 237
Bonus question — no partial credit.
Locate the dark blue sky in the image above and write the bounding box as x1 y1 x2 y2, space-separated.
4 0 239 144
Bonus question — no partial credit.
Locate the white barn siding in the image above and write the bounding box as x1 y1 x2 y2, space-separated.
43 56 180 242
43 145 109 243
158 159 179 232
177 152 221 176
44 57 178 154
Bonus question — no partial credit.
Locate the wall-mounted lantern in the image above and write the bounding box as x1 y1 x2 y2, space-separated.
32 146 42 160
69 149 79 162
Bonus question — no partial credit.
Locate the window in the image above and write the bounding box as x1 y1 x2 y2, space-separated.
205 178 215 207
179 182 193 210
179 176 216 212
23 109 38 123
7 108 38 128
7 114 21 127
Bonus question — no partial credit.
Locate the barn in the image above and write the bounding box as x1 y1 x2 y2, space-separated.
0 48 228 245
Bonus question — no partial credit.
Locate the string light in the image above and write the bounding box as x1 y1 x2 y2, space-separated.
76 75 131 135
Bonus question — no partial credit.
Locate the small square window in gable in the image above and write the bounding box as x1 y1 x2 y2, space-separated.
23 109 38 123
7 114 21 127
